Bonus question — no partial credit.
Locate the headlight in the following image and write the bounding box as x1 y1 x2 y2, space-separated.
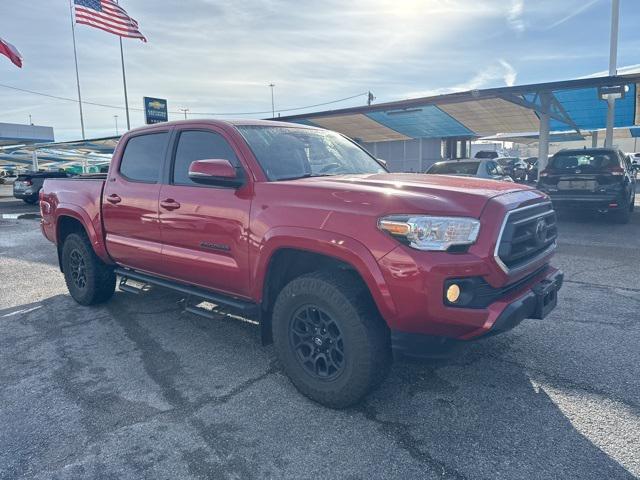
378 215 480 251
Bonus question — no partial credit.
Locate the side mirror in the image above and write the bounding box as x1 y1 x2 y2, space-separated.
188 159 244 187
377 158 388 168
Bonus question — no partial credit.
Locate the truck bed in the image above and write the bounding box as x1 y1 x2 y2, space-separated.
40 177 107 254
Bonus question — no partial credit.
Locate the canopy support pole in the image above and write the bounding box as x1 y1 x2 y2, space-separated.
537 92 551 180
604 0 620 148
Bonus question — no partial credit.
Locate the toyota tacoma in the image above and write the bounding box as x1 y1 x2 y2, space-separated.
40 120 563 408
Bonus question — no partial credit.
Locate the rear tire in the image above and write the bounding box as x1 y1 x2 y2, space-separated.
61 233 116 305
272 270 391 408
23 197 37 205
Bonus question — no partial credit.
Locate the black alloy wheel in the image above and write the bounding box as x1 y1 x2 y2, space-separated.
289 305 345 380
69 249 87 290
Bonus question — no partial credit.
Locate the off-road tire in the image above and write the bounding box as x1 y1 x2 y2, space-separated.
62 233 116 305
272 269 391 408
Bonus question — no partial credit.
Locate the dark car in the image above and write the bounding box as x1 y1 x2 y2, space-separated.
537 148 637 223
474 150 499 159
426 158 513 181
13 171 69 204
496 157 527 182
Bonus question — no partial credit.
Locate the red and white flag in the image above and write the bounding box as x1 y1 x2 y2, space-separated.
74 0 147 42
0 37 23 68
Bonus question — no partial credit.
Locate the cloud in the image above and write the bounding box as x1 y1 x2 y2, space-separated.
499 60 518 86
543 0 600 30
507 0 525 32
402 60 518 98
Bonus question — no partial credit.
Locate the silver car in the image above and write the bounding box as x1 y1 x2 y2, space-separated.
425 159 513 181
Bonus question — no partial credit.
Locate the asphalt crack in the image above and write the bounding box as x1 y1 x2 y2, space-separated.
356 401 470 480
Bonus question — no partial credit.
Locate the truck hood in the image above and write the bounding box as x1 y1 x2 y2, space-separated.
285 173 539 218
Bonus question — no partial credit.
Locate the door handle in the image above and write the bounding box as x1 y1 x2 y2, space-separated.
106 194 121 204
160 199 181 211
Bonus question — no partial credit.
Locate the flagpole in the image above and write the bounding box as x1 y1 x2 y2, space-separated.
114 0 131 132
68 0 86 139
119 36 131 131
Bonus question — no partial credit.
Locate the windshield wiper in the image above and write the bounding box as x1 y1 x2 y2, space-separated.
277 173 342 181
276 173 313 181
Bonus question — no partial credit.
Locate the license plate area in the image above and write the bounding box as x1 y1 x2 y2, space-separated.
531 279 558 319
558 179 596 191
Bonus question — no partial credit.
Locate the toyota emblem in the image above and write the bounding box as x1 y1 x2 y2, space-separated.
534 218 547 245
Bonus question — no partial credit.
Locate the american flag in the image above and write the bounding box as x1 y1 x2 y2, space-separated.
74 0 146 42
0 37 22 68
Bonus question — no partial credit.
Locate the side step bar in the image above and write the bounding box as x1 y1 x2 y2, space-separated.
114 268 259 317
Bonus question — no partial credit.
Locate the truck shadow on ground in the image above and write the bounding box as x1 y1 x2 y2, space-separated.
0 289 635 479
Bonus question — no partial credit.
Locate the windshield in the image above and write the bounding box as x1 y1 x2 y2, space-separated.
237 125 385 181
549 151 617 171
427 161 479 175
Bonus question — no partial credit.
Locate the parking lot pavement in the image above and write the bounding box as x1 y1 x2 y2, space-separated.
0 200 638 480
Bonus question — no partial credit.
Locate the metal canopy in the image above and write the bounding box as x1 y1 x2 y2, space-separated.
482 125 640 144
0 135 119 172
278 74 640 143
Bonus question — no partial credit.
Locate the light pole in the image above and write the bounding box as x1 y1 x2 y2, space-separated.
269 83 275 118
114 115 119 135
604 0 620 148
179 107 189 120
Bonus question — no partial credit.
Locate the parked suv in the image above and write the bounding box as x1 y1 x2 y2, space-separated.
13 171 69 204
537 148 636 223
40 120 562 407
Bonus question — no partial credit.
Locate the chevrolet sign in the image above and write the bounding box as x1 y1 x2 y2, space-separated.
144 97 168 124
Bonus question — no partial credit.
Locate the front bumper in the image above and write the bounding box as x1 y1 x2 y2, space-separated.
484 269 563 336
391 269 563 359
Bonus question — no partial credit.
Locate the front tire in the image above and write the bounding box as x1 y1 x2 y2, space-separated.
272 270 391 408
61 233 116 305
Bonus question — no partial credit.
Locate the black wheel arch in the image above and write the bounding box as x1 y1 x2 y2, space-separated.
56 216 89 273
260 248 371 345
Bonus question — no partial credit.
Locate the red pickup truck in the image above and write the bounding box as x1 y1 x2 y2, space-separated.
40 119 562 408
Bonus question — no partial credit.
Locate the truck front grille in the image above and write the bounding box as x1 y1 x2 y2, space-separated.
495 202 557 272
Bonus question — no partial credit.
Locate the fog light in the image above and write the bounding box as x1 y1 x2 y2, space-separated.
446 284 461 303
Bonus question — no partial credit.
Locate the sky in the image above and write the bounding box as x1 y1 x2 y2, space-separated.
0 0 639 141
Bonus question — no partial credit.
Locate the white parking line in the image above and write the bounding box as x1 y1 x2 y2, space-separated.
2 305 42 317
1 213 41 219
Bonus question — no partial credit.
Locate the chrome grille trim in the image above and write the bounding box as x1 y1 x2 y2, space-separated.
494 201 556 274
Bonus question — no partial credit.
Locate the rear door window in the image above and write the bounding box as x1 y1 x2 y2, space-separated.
549 152 616 172
172 130 239 186
119 132 169 182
